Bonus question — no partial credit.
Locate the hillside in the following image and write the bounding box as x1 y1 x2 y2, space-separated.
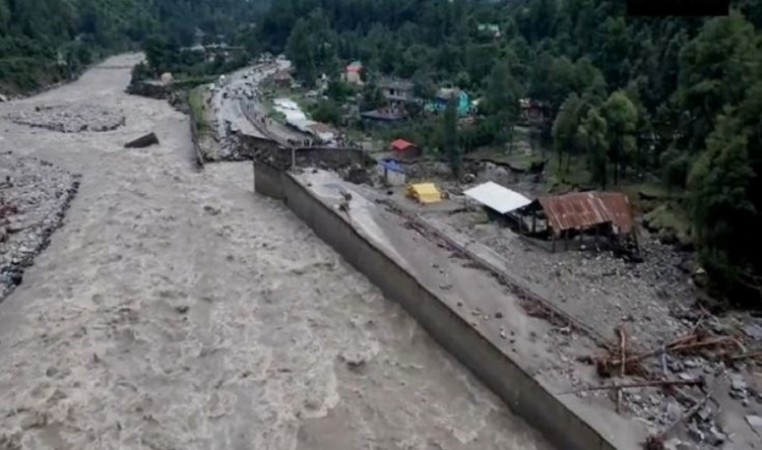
0 0 268 94
256 0 762 305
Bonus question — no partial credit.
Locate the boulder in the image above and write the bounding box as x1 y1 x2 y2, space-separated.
124 132 159 148
160 72 174 85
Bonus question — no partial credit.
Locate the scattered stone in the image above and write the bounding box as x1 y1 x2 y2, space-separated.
666 400 682 421
731 374 747 392
746 414 762 431
203 205 221 216
687 423 704 442
19 411 47 430
175 305 189 314
124 132 159 148
707 426 727 446
697 406 712 422
662 439 693 450
494 311 503 319
340 350 367 371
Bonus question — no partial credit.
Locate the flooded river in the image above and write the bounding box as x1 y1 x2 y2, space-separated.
0 55 551 450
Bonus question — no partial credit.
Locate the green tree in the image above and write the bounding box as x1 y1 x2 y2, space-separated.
360 82 385 111
578 108 609 188
688 112 756 291
677 13 759 155
552 93 584 174
484 59 521 151
310 99 341 125
602 90 638 184
443 97 461 177
325 79 353 102
286 18 317 87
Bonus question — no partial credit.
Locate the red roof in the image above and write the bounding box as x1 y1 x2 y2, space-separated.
391 138 416 152
537 191 634 234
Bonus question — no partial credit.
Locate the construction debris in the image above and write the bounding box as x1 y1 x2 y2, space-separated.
124 132 159 148
584 330 743 378
617 325 628 412
645 382 714 450
559 378 705 396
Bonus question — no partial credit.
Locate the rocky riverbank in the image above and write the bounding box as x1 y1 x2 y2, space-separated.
0 151 80 300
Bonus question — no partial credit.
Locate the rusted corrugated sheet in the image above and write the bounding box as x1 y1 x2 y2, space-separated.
537 192 634 234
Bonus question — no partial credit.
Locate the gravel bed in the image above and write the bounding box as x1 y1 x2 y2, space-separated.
6 103 125 133
0 151 79 300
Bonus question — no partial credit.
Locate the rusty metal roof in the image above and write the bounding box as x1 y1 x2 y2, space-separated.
537 191 634 234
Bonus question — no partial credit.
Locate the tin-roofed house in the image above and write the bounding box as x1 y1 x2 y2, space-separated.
345 61 363 85
273 69 293 88
390 138 421 158
518 191 639 255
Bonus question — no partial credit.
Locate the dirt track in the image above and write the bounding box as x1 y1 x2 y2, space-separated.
0 55 550 450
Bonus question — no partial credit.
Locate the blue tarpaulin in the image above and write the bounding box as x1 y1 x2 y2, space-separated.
380 159 404 173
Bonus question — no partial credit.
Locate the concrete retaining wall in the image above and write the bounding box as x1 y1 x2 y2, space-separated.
254 161 619 450
253 160 284 200
248 145 374 170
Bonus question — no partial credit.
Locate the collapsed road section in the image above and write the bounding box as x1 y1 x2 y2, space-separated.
253 151 646 450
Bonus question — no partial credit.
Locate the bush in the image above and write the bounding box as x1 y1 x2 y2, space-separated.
309 99 341 125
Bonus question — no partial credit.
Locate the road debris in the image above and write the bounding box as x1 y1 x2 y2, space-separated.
617 325 628 412
584 330 743 378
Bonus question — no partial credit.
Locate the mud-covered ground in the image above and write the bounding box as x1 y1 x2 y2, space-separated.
0 55 550 450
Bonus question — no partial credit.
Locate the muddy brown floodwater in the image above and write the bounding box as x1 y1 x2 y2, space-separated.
0 55 552 450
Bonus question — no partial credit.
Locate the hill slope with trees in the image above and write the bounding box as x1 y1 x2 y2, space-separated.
0 0 268 94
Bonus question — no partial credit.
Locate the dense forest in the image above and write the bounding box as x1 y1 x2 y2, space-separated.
0 0 268 93
256 0 762 305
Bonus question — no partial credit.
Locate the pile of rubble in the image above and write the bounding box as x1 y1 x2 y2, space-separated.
0 151 80 300
472 220 695 350
575 315 762 449
7 103 125 133
434 211 762 448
